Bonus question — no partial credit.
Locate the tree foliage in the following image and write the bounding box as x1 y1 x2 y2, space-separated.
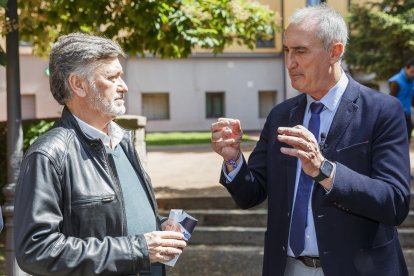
0 0 7 65
346 0 414 80
18 0 278 58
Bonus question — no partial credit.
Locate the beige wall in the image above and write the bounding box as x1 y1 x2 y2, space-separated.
124 57 285 132
0 51 61 121
284 0 306 28
327 0 349 16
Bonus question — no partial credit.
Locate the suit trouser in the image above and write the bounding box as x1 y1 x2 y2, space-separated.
284 257 324 276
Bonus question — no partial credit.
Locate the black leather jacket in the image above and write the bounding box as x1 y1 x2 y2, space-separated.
14 107 163 275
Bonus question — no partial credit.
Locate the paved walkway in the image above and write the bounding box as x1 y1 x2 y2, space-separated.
146 143 254 197
147 138 414 198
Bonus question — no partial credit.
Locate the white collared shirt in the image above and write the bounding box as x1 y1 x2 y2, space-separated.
73 115 124 149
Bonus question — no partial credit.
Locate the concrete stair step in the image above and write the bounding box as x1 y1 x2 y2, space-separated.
160 209 268 227
410 192 414 209
398 228 414 248
164 216 414 274
403 249 414 275
160 208 414 229
157 196 267 211
190 226 414 248
166 245 263 276
166 245 414 276
401 211 414 228
190 226 265 246
158 192 414 211
157 196 237 211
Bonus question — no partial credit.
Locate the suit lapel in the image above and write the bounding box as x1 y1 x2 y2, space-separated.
324 76 360 157
287 95 307 211
312 76 360 209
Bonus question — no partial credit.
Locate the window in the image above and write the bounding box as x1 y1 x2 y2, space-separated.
206 92 225 118
256 37 275 48
259 91 277 118
307 0 326 6
141 93 170 120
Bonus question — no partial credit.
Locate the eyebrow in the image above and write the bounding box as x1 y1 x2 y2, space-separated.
283 45 308 51
104 68 123 75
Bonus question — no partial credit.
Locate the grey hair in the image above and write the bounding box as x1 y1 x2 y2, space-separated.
289 4 348 59
49 33 126 105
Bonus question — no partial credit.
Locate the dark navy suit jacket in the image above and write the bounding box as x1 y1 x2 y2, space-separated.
220 77 411 276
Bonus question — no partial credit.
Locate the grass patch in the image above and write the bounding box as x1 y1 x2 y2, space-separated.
146 132 254 146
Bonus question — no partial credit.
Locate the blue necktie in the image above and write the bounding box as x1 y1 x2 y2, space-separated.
289 102 324 257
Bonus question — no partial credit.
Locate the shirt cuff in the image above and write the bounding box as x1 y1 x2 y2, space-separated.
222 155 244 183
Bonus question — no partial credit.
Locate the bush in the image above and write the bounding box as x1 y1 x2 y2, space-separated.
0 119 56 205
146 131 255 146
23 120 55 151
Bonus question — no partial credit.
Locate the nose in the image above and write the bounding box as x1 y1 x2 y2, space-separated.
285 52 297 70
117 77 128 93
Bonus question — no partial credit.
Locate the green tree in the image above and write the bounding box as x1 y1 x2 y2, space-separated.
18 0 278 58
0 0 7 65
346 0 414 80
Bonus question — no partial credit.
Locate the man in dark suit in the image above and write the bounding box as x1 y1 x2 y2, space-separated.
211 4 410 276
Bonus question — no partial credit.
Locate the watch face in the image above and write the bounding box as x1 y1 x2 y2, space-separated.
320 160 334 177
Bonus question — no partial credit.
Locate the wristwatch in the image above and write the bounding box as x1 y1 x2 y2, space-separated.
313 159 334 183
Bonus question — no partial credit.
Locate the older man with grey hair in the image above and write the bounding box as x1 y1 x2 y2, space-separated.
211 4 409 276
14 33 186 276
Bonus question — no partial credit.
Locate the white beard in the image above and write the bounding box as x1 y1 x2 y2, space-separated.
86 83 126 117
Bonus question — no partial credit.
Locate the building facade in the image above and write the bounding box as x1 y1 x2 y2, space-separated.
0 0 362 132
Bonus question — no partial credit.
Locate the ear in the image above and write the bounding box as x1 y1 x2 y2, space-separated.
68 74 88 98
330 42 344 64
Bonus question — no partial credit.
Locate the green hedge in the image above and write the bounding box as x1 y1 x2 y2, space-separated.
0 119 56 205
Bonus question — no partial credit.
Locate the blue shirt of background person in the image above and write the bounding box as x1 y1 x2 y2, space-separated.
388 59 414 142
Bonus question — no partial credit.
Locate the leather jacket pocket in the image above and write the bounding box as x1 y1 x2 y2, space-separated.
72 194 116 207
70 194 120 239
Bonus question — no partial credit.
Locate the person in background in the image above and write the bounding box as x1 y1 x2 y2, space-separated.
388 58 414 142
211 4 410 276
14 33 186 275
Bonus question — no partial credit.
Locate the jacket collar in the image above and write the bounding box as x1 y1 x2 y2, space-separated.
61 106 100 146
287 74 360 152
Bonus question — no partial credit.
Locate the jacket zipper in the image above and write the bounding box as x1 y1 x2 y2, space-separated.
100 141 128 235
